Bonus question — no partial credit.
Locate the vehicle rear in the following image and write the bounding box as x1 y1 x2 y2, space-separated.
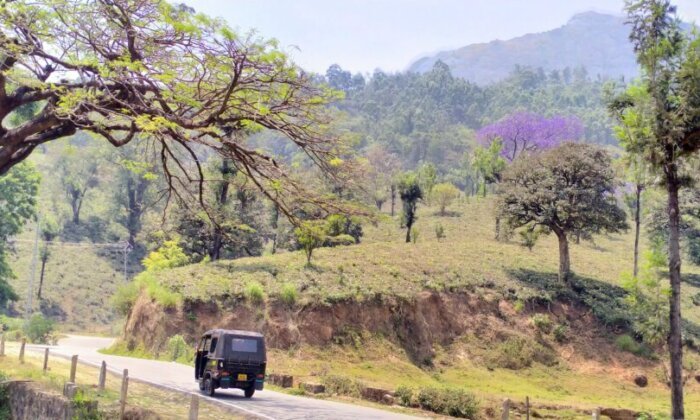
219 334 267 392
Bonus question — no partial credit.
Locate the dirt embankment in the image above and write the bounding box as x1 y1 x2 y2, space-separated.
126 291 500 363
123 289 647 372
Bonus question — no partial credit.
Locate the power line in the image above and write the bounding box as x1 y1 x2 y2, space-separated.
9 239 126 248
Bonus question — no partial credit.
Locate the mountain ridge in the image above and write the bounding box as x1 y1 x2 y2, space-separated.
409 11 637 84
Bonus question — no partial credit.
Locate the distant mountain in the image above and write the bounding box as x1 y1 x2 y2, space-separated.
410 12 640 85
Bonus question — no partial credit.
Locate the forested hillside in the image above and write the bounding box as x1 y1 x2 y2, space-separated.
0 60 660 330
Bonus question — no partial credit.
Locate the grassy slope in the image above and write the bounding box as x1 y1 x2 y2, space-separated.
153 197 700 417
6 148 139 333
8 234 125 332
161 198 700 327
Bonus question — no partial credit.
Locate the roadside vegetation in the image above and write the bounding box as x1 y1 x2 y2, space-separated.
0 348 240 419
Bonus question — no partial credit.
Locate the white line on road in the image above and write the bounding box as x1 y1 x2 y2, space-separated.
26 344 276 420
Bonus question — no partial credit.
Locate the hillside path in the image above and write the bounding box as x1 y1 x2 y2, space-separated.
26 335 420 420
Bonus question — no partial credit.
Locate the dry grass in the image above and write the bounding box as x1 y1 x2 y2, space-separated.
0 343 241 419
158 197 700 327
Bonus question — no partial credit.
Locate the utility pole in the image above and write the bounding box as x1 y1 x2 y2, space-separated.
26 215 40 319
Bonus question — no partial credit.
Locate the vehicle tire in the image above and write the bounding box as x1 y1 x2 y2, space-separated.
198 378 205 391
244 386 255 399
203 376 216 397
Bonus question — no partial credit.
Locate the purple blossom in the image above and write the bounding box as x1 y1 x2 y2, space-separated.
477 112 584 162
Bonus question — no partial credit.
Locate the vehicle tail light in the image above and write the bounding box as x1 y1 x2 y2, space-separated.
221 372 230 377
257 374 264 379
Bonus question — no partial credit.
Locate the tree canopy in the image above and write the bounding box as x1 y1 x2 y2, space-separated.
0 0 341 216
497 143 627 282
0 162 39 306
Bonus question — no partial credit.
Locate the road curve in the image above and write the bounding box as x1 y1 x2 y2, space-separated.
28 335 420 420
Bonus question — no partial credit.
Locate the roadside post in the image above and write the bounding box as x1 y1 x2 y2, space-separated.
526 396 530 420
119 369 129 420
43 347 49 372
592 407 601 420
69 355 78 383
98 361 107 390
19 338 25 363
0 333 4 356
188 394 199 420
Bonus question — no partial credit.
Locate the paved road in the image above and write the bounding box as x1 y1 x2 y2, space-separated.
27 335 419 420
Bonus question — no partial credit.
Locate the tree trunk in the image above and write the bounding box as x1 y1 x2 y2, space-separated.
375 199 385 211
390 185 396 217
37 255 47 300
666 169 684 420
209 159 232 261
633 184 642 278
70 193 81 225
405 223 412 243
270 204 279 255
555 230 571 283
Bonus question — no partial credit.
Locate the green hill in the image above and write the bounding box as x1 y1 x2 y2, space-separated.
118 197 700 417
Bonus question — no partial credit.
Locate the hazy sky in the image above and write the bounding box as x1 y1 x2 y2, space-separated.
183 0 700 74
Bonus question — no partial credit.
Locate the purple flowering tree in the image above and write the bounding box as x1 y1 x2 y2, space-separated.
477 113 584 162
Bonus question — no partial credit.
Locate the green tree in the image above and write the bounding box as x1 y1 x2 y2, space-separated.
432 182 460 216
417 163 437 201
142 240 189 272
56 144 100 225
111 143 158 248
0 163 40 307
398 173 423 243
472 139 506 196
611 3 700 415
621 246 670 347
497 143 628 283
0 0 341 217
611 83 655 278
37 214 61 300
294 222 326 266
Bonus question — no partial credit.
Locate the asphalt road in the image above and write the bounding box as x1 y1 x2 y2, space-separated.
27 335 420 420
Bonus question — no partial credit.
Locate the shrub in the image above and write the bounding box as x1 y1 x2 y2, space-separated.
691 292 700 306
553 324 569 343
280 283 298 306
615 334 652 357
24 313 54 344
6 329 24 341
0 315 23 332
411 226 420 244
166 334 193 363
490 336 557 369
321 375 363 397
531 314 553 334
513 300 525 313
395 385 414 407
111 282 140 316
245 281 265 304
435 223 446 241
417 387 479 418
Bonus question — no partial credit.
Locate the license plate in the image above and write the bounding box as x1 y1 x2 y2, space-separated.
237 374 247 381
